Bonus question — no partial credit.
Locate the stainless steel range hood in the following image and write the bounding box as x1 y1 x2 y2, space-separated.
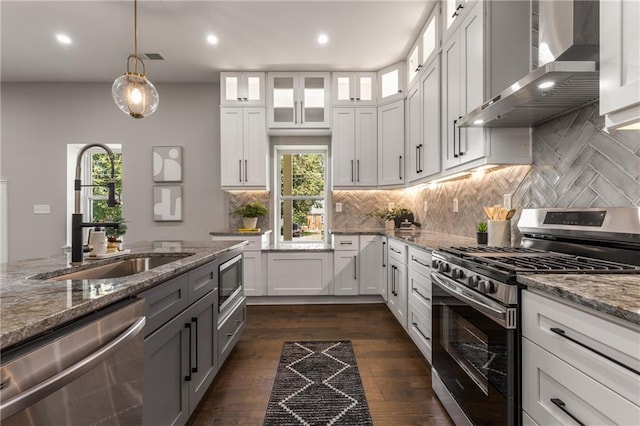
458 0 599 128
457 61 599 128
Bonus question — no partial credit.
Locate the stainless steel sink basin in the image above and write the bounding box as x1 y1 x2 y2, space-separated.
31 255 189 281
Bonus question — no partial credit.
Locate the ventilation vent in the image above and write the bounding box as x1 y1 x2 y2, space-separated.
143 53 164 60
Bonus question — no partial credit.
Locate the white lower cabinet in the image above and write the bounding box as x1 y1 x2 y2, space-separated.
332 234 386 297
407 247 432 363
266 252 332 295
334 250 359 295
387 239 408 328
522 290 640 425
358 235 387 297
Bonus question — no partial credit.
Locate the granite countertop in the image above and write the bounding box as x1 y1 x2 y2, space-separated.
210 229 273 236
0 240 246 350
331 228 478 251
263 242 334 252
518 274 640 327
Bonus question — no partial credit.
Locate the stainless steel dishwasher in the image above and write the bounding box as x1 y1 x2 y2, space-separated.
0 298 146 425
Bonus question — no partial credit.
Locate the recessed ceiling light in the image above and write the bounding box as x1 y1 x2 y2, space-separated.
317 33 329 45
538 81 555 89
207 34 219 45
55 33 72 45
473 119 484 125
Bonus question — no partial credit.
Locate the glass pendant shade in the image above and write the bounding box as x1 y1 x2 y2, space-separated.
112 55 159 119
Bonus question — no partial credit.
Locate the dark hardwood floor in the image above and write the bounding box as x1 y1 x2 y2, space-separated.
187 303 454 425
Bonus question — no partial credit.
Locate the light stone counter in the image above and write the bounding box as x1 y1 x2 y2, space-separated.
517 274 640 326
0 240 246 350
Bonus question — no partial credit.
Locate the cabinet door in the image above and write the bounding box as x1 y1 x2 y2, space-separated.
267 253 332 295
332 108 356 186
421 57 441 177
188 290 218 413
600 0 640 125
300 72 331 127
268 72 297 127
220 72 265 107
407 82 422 183
407 43 421 88
334 250 359 295
243 108 268 187
441 33 462 170
458 4 485 165
354 73 377 106
220 108 245 186
359 235 386 296
377 100 405 186
143 310 190 426
242 250 263 296
387 260 408 328
354 107 378 186
378 62 405 104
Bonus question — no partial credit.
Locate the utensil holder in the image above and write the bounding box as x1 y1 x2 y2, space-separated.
488 220 511 247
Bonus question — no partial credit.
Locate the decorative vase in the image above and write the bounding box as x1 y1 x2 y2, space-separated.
476 232 488 245
242 217 258 229
488 220 511 247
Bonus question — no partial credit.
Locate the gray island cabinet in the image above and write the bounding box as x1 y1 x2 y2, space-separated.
141 247 246 426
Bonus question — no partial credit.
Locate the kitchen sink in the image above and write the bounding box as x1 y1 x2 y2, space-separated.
31 255 190 281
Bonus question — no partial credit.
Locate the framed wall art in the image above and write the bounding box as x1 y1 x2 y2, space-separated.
153 146 183 182
153 185 183 221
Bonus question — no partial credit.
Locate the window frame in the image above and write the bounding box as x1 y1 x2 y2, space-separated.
273 145 329 244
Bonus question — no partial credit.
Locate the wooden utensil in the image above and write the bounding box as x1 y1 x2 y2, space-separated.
505 209 516 220
483 206 493 219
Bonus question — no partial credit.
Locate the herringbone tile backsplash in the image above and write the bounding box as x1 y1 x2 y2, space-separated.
231 105 639 243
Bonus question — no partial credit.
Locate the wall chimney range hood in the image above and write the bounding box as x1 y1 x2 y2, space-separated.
458 0 599 128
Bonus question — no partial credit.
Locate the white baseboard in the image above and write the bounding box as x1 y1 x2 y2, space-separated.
246 295 385 305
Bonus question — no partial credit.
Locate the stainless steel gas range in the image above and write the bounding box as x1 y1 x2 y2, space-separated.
430 207 640 426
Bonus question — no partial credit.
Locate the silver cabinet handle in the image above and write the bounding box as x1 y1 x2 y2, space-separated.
412 286 431 303
390 247 402 254
411 256 430 268
0 316 146 421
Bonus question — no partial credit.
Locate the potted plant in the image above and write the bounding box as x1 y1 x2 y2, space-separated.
104 215 127 251
368 206 414 229
476 222 488 245
233 201 268 229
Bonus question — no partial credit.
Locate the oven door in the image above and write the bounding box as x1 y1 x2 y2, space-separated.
219 254 243 313
431 271 519 426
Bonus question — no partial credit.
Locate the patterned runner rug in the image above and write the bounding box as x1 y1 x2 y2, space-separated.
263 341 373 426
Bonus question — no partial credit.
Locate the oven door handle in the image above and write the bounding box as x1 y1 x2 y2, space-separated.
431 272 514 329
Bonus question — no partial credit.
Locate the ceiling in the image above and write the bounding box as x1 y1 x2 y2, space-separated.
1 0 435 83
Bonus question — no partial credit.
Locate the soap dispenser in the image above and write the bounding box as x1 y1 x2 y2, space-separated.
88 227 107 256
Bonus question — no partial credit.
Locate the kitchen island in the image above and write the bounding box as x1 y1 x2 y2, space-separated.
0 240 246 350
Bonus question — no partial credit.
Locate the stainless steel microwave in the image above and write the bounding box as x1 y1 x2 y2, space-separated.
219 254 242 313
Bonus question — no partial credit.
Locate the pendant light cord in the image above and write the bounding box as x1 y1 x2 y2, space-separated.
133 0 138 74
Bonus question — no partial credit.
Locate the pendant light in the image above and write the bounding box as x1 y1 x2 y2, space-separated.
112 0 159 119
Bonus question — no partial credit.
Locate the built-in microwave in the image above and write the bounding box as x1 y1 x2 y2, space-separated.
219 254 243 313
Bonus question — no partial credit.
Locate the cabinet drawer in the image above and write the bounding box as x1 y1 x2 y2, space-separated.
408 246 431 278
218 299 246 368
522 338 640 425
408 299 432 363
408 267 432 309
333 235 360 251
141 274 189 336
523 290 640 403
188 260 218 303
388 238 407 263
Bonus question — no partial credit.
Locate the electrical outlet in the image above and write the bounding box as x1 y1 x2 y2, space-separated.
504 194 512 210
335 202 342 212
388 202 395 210
453 198 459 213
33 204 50 214
423 201 428 212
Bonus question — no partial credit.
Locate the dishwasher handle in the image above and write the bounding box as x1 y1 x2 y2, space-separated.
0 315 146 421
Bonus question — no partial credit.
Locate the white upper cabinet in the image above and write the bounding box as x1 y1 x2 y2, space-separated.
332 72 377 106
378 99 405 186
407 9 440 87
220 107 268 189
332 107 377 187
377 62 406 104
267 72 331 128
600 0 640 129
444 0 478 41
220 72 265 107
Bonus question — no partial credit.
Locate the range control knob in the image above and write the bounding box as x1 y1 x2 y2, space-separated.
452 268 465 280
432 259 439 269
438 262 450 273
479 280 496 294
468 276 480 288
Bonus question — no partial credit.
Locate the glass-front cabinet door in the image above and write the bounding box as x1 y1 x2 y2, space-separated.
332 72 377 106
220 72 265 106
267 72 331 128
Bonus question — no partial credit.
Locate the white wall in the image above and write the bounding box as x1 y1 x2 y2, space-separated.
1 82 229 261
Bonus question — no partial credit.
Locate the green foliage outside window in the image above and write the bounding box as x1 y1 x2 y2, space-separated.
281 153 325 226
91 152 123 222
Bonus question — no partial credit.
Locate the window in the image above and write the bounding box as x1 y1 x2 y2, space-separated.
275 146 328 243
83 147 123 222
